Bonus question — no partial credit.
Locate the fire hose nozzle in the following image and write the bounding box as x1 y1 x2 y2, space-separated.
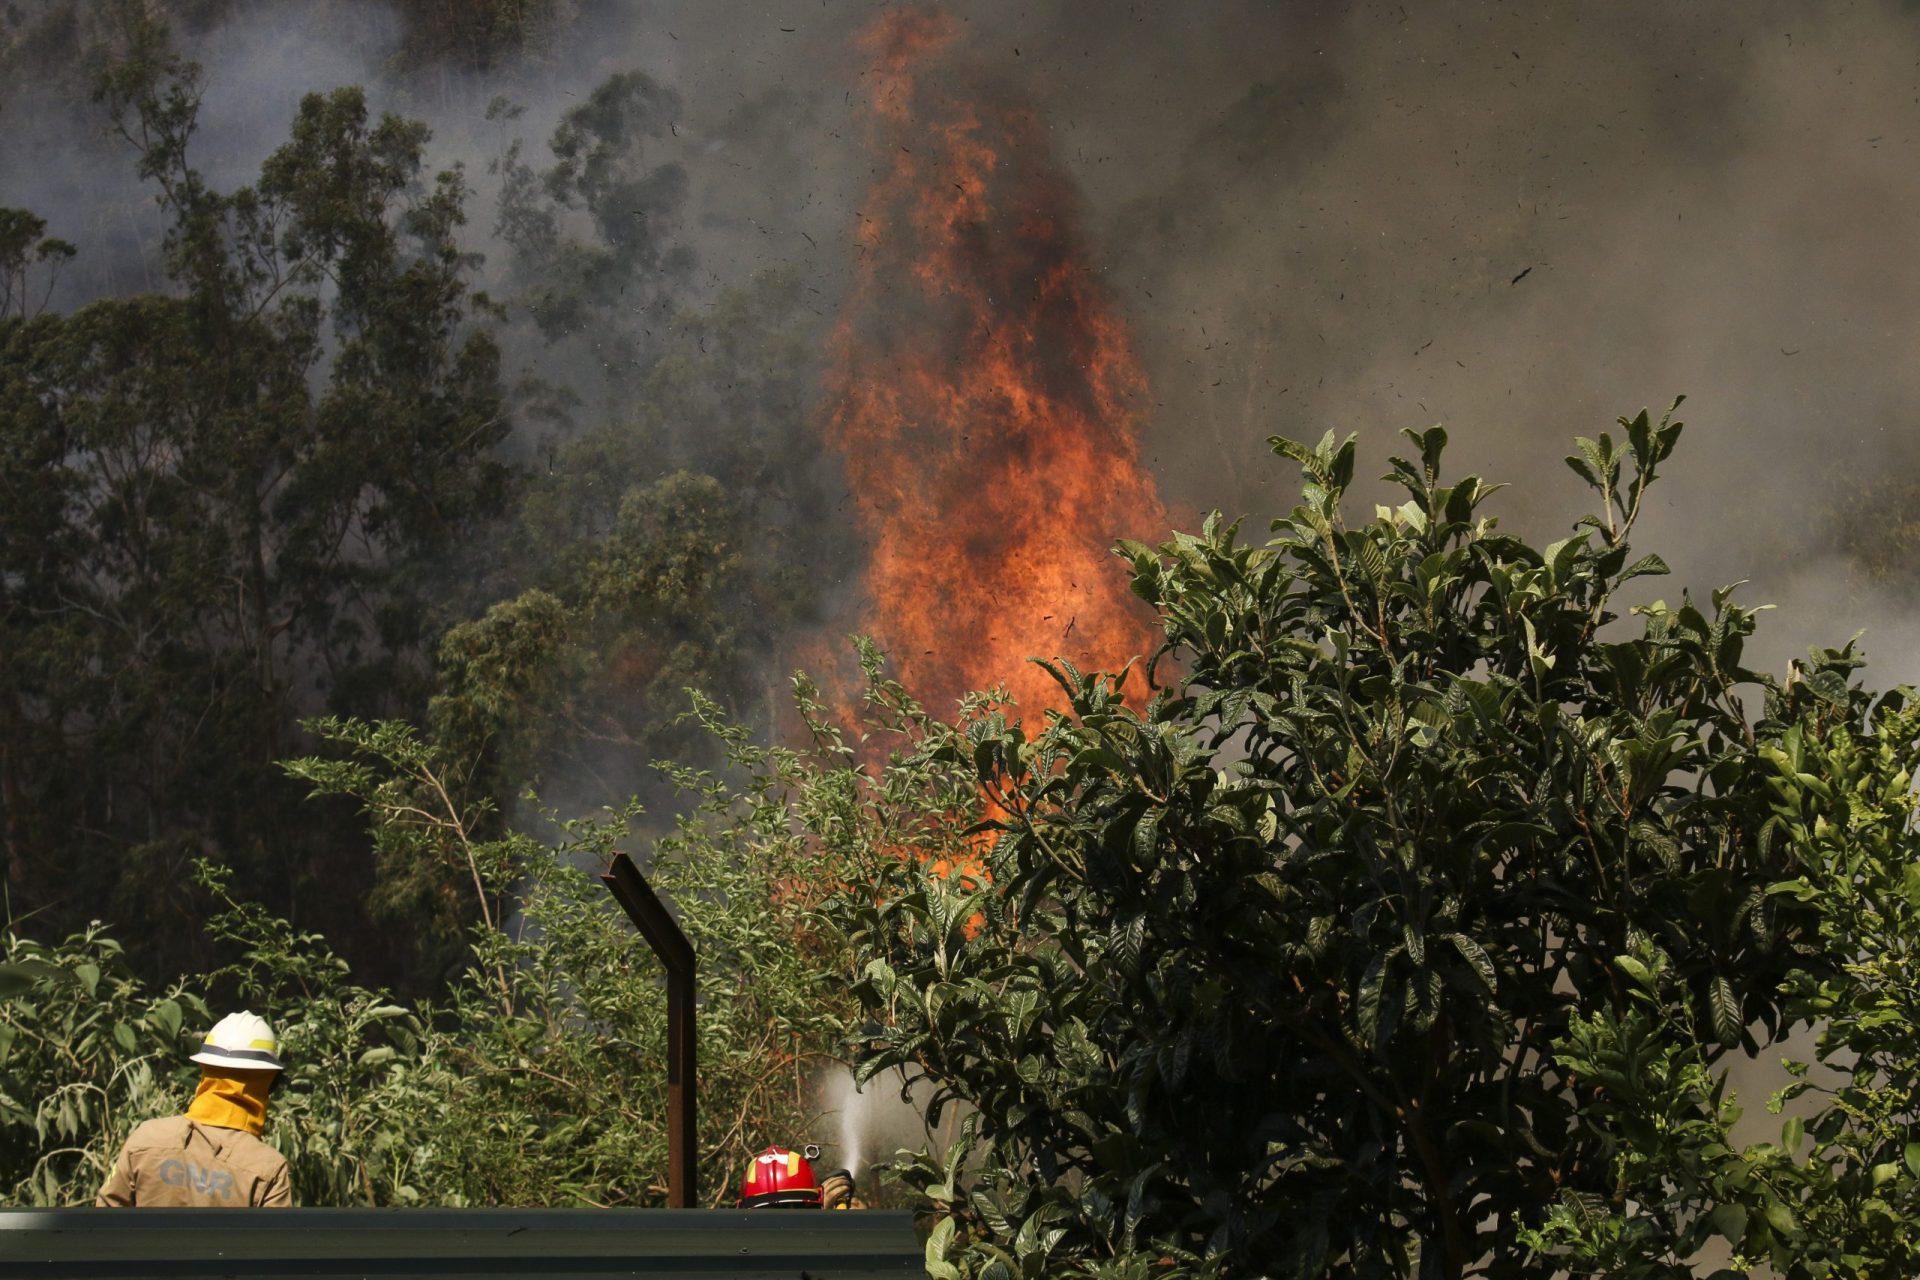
802 1144 822 1161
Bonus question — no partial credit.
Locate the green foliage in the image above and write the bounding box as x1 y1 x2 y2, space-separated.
1770 702 1920 1272
433 472 765 795
1528 689 1920 1277
180 862 435 1207
4 19 845 1002
431 268 847 808
0 867 429 1208
285 715 524 987
0 34 512 981
0 208 75 319
822 410 1848 1277
491 70 691 374
0 925 205 1205
275 708 862 1206
0 702 864 1208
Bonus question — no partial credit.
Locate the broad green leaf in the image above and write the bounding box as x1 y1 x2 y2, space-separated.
1708 975 1743 1046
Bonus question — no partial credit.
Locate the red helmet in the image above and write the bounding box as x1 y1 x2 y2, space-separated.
738 1145 823 1208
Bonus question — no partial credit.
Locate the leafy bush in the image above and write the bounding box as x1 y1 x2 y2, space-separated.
0 927 204 1204
281 711 865 1205
818 412 1859 1277
0 864 432 1207
1527 687 1920 1277
0 708 862 1208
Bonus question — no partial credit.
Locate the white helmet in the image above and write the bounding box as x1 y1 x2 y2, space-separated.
190 1011 284 1071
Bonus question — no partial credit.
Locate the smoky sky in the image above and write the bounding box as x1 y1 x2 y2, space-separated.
744 0 1920 684
7 0 1920 680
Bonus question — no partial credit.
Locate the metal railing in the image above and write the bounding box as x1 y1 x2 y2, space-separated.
0 1206 923 1277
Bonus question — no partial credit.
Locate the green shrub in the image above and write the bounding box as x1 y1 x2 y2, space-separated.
0 706 863 1208
820 414 1857 1278
0 926 204 1204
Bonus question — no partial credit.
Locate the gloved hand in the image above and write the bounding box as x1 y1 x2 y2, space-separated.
819 1169 855 1210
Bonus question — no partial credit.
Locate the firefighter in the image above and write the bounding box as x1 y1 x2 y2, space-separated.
737 1145 858 1209
821 1166 857 1210
95 1011 292 1207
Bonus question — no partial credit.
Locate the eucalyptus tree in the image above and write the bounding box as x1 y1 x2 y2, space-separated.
0 30 511 978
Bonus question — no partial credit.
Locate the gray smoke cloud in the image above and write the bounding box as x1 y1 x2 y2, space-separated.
7 0 1914 774
0 1 418 301
599 0 1920 682
1063 1 1920 682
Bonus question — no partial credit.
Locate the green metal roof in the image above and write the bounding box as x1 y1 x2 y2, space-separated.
0 1207 925 1278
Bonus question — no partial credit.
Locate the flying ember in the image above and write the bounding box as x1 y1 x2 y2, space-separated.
819 9 1169 722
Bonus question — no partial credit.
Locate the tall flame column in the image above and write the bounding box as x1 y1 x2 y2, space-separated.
820 10 1169 721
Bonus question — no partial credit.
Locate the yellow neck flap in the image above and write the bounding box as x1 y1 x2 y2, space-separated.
184 1068 274 1136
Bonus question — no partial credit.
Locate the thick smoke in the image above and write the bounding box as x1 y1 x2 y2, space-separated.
1062 1 1920 680
10 0 1912 638
726 1 1914 688
7 0 1916 745
0 1 415 302
650 0 1920 683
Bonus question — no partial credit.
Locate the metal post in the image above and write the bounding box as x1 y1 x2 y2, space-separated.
601 852 697 1208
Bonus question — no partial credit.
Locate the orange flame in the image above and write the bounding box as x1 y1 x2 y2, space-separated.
819 9 1168 725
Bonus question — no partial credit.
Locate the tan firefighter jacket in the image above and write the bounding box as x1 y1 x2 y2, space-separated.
94 1115 291 1207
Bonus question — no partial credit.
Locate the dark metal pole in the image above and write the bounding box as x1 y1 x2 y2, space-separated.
601 852 697 1208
